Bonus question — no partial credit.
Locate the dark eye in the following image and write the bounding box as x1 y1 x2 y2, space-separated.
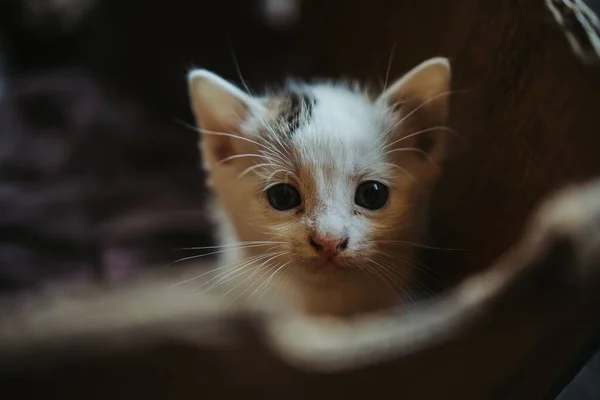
355 181 389 210
267 184 302 211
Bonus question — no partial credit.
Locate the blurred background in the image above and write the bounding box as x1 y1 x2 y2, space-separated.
2 0 459 292
2 0 600 301
0 0 315 291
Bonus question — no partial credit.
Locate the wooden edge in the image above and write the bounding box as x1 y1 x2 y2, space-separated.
1 180 600 375
260 179 600 371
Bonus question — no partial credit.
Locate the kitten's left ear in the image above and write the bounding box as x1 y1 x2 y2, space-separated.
378 57 452 165
187 69 265 170
188 69 257 134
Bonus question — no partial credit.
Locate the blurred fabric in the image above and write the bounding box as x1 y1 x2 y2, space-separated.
0 0 309 291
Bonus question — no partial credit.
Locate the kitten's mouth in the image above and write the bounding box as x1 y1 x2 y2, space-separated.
306 255 346 275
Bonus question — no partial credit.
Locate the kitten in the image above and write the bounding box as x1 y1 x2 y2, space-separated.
187 57 451 317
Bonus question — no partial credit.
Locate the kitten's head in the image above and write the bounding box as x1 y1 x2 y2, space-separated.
187 58 451 290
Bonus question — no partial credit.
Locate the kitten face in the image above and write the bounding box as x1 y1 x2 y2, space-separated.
254 86 411 273
187 58 451 310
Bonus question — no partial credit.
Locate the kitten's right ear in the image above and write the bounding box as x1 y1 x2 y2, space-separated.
377 58 452 171
187 69 262 168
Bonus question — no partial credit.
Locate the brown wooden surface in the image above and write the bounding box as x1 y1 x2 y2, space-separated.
1 1 600 399
1 180 600 399
298 0 600 283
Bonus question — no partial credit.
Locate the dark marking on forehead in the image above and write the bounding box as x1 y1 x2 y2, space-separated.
280 91 315 137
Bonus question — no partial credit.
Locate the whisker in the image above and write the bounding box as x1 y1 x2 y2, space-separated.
222 252 287 298
379 163 417 182
383 40 397 93
374 239 467 251
170 251 274 289
215 153 277 167
261 116 294 159
178 241 287 251
376 256 436 298
198 252 280 292
133 209 206 219
168 241 285 267
383 89 467 137
227 40 253 96
367 162 416 183
238 162 281 179
264 169 292 186
248 260 291 300
382 146 429 158
177 122 289 162
166 247 253 266
274 265 296 297
235 260 282 300
369 256 419 304
381 147 438 170
168 257 257 289
378 252 446 284
382 126 460 149
360 261 406 305
260 150 293 172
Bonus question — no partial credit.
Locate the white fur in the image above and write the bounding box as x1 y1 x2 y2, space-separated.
187 58 451 317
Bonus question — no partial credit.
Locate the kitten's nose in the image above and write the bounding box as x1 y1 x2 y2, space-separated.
309 235 349 255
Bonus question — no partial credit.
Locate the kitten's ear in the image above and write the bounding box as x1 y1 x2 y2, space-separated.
187 69 263 168
378 57 451 166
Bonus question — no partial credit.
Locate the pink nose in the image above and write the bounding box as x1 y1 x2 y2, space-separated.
309 235 349 254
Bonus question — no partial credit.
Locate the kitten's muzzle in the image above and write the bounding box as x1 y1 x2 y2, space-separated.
309 235 349 255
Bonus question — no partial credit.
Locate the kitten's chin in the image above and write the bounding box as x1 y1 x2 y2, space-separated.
297 256 353 281
307 260 340 276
